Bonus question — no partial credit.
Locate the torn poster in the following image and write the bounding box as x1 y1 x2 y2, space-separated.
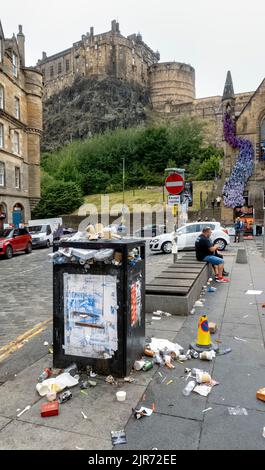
64 273 118 358
131 279 142 327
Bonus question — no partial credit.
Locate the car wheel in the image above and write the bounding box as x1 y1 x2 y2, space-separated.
161 241 173 254
25 243 32 254
214 238 227 251
46 240 50 248
5 245 13 259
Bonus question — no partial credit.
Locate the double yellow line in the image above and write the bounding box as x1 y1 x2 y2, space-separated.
0 318 52 363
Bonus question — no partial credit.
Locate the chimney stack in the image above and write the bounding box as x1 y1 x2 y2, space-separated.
17 25 25 66
42 51 47 60
90 27 94 37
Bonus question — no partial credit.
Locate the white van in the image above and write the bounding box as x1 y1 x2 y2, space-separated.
28 218 63 249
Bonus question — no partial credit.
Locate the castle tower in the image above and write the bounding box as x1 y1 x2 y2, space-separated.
149 62 195 112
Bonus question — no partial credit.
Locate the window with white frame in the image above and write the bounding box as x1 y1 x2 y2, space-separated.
0 162 5 187
0 85 4 109
15 167 21 189
0 123 3 148
12 52 18 77
13 131 20 154
14 97 20 119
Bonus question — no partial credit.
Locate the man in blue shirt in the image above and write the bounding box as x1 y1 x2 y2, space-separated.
195 227 230 283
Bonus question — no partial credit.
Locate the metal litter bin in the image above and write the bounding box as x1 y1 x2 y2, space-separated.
53 239 145 378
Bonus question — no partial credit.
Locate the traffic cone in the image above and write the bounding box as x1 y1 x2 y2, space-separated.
190 315 219 352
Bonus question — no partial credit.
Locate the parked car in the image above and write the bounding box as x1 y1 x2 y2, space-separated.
0 227 32 259
149 222 230 254
28 224 53 248
134 224 164 238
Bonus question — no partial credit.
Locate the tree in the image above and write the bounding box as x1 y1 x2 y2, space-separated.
32 180 83 218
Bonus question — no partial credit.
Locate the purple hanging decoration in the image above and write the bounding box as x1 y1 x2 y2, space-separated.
222 112 254 208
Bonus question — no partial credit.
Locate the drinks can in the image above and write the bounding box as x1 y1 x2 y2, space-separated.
142 361 153 372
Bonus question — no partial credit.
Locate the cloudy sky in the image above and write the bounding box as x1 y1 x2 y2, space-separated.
1 0 264 97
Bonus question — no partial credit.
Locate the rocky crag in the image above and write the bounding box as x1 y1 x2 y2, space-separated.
42 77 150 152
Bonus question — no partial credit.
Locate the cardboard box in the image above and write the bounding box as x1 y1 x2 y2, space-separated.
41 401 59 417
256 388 265 402
209 322 217 334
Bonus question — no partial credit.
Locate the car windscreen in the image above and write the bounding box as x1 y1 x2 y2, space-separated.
28 226 43 233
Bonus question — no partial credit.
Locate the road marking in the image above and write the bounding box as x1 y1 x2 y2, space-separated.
0 318 52 363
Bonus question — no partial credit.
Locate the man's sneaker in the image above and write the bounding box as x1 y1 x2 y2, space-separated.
223 270 229 276
216 276 230 283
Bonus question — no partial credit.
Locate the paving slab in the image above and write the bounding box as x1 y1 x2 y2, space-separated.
18 381 145 441
213 335 265 368
199 404 265 450
115 413 201 450
220 321 263 340
146 329 179 342
0 420 111 450
145 314 185 332
208 362 265 412
223 310 260 325
0 356 52 418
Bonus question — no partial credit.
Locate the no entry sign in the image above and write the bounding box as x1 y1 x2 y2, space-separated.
165 173 185 195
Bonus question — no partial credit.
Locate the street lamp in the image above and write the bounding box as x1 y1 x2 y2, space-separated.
121 158 126 228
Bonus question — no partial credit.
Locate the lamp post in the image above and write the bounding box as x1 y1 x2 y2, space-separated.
263 207 265 259
121 158 126 229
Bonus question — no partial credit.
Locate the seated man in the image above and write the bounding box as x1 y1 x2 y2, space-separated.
195 227 230 283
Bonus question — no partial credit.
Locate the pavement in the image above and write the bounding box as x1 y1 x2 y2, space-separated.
0 240 265 449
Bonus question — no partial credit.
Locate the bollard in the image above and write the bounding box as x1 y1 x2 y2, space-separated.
236 248 248 264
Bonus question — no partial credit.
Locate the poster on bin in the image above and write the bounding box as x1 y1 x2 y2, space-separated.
63 273 118 359
131 279 142 327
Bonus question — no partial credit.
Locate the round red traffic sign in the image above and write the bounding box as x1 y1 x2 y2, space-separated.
165 173 185 195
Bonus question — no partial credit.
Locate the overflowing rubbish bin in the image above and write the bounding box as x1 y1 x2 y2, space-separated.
52 239 146 377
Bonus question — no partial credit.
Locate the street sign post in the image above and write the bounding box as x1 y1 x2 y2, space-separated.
168 195 181 206
164 169 185 264
165 173 185 195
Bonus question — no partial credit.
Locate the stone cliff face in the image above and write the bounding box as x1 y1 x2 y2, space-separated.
41 77 150 152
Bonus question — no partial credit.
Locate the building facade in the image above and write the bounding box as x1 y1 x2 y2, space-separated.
0 22 43 230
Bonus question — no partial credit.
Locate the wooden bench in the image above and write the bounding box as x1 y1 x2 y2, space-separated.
145 253 211 316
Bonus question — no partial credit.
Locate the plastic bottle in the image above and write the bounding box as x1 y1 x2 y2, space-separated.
182 380 196 396
38 368 52 383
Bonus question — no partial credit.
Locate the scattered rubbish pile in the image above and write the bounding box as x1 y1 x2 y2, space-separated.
34 362 101 419
183 368 219 397
49 245 141 269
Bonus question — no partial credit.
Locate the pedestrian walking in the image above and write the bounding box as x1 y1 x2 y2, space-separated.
234 217 241 243
211 199 215 209
216 196 221 207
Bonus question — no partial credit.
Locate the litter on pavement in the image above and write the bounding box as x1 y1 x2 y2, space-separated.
17 405 31 418
245 290 263 295
256 387 265 402
111 430 127 446
202 407 213 413
228 406 248 416
234 337 247 342
132 406 153 419
193 385 212 397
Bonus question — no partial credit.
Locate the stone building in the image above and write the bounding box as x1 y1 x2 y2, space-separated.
37 20 160 99
0 22 43 230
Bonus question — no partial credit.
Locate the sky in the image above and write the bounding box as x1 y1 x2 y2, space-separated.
1 0 264 98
